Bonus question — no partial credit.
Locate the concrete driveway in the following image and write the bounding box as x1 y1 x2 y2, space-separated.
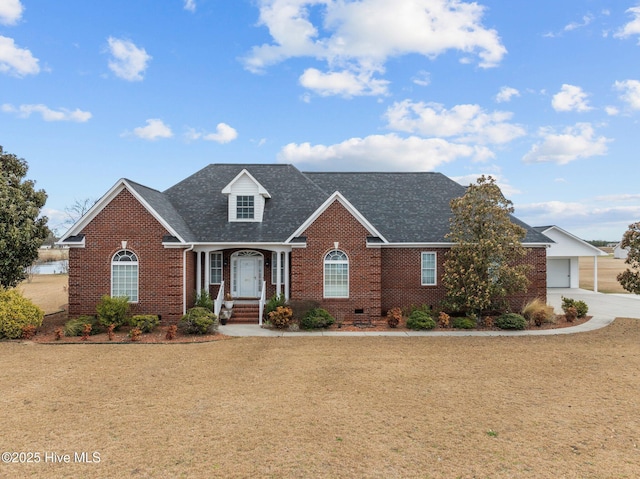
547 288 640 322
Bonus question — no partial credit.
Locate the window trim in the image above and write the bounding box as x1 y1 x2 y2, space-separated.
236 195 255 220
210 252 223 285
323 249 349 298
111 249 139 303
421 252 437 286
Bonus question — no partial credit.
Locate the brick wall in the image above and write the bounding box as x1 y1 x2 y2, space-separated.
68 188 187 322
291 200 381 322
380 246 547 314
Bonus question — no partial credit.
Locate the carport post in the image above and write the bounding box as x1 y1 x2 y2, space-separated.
593 256 598 292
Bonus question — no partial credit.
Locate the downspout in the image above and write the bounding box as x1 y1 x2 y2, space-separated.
183 244 195 315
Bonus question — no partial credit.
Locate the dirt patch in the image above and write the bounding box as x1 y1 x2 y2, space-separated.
2 318 640 478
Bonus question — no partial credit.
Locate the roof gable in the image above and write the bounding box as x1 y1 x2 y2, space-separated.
221 168 271 198
535 225 606 257
58 179 190 245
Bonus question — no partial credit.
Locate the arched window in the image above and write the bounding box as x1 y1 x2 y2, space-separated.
111 249 138 302
324 250 348 298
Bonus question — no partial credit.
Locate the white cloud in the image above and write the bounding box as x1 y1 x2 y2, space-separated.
412 70 431 87
186 123 238 144
564 14 594 32
615 6 640 43
277 133 479 170
244 0 506 96
183 0 196 12
605 105 619 116
0 0 23 25
1 103 92 122
522 123 610 165
614 79 640 110
299 67 389 97
0 35 39 76
132 119 173 140
107 37 151 81
495 86 519 103
516 200 640 239
385 100 526 145
551 84 592 112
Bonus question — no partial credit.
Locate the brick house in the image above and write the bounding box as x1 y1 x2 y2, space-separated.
59 164 551 324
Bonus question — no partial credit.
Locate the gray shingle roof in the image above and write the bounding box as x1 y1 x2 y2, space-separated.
125 164 549 245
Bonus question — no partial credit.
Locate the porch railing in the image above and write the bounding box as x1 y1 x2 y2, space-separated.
214 280 224 317
258 281 266 326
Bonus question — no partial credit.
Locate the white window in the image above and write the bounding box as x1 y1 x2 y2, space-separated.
210 252 222 284
111 249 138 302
324 250 349 298
271 252 285 284
421 252 436 286
236 195 254 219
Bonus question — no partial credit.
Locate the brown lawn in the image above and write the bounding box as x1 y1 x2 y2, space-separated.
1 319 640 478
579 255 630 294
17 274 68 315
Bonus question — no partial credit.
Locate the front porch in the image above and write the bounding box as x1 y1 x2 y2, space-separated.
193 246 292 324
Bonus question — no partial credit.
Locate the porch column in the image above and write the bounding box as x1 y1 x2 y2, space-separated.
196 251 202 295
284 251 290 301
204 251 211 294
276 250 283 297
593 256 598 292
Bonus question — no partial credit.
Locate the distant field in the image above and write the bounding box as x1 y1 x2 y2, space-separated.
37 248 69 262
579 254 629 293
17 274 68 314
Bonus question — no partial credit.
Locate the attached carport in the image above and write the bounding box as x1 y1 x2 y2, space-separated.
535 225 607 291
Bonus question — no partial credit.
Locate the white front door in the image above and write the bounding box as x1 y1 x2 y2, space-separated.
239 258 259 297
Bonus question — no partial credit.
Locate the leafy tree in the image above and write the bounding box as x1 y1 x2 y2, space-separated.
617 221 640 294
442 175 530 315
0 146 49 288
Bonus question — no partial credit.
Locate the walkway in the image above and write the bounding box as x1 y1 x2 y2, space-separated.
219 289 640 337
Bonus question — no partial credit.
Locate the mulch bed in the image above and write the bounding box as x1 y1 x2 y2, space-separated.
27 309 591 343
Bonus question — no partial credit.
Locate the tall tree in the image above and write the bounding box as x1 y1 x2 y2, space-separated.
443 175 530 316
617 221 640 294
0 146 49 288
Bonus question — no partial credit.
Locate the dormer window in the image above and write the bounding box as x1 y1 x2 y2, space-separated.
222 168 271 223
236 195 255 219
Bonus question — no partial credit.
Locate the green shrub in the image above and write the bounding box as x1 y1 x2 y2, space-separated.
265 293 287 318
179 307 218 335
289 299 320 321
451 316 476 329
561 297 588 318
495 313 527 330
0 289 44 339
64 315 102 337
194 290 214 311
300 308 335 330
406 310 436 330
96 295 130 329
268 306 294 329
129 315 160 333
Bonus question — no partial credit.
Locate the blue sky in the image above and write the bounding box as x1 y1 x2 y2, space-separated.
1 0 639 241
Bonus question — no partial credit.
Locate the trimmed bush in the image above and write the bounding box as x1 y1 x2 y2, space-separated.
179 307 218 335
96 295 130 329
265 293 287 318
451 316 476 329
64 315 102 337
129 315 160 333
0 289 44 339
495 313 527 330
386 307 402 328
561 297 588 318
268 306 294 329
406 310 436 330
194 290 214 311
300 308 335 330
